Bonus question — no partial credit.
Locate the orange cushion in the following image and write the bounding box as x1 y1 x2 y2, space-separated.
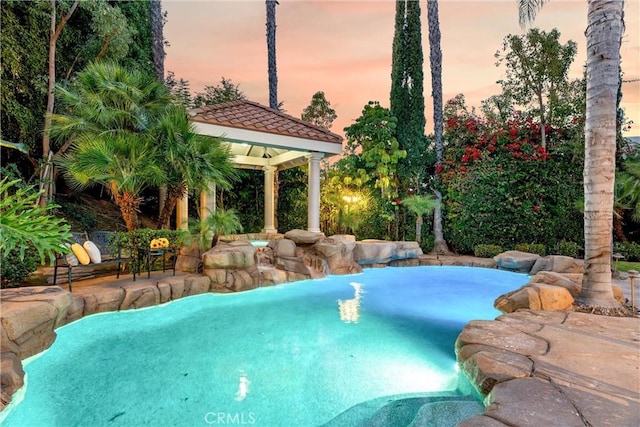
71 243 90 265
83 240 102 264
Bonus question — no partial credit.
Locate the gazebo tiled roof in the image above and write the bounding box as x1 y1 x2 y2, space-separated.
189 100 343 145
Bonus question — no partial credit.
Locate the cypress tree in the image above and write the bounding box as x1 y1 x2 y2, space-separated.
390 0 426 191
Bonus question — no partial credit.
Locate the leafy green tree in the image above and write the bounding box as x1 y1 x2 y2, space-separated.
344 101 407 198
51 62 171 230
166 71 192 107
192 77 247 107
495 28 577 149
156 106 236 229
301 91 337 130
390 0 426 185
40 0 137 205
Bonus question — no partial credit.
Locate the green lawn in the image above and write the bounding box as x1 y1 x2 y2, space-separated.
615 261 640 273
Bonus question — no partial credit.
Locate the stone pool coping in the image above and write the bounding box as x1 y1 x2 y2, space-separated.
2 258 639 426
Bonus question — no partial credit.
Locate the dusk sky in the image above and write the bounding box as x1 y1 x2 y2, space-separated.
163 0 640 139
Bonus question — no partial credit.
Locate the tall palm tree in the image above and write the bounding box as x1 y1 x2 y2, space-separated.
150 0 165 82
50 62 172 230
426 0 449 254
156 107 236 229
266 0 278 110
519 0 624 307
402 194 436 244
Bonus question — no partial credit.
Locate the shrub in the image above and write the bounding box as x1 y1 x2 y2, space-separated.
614 241 640 262
515 243 547 256
554 240 581 258
474 244 504 258
0 247 39 288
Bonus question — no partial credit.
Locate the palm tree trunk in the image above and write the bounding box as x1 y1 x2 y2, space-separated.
415 216 423 244
158 183 187 229
579 0 624 307
266 0 278 109
113 191 141 231
150 0 165 82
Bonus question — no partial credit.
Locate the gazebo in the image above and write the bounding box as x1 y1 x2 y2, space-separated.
175 100 343 233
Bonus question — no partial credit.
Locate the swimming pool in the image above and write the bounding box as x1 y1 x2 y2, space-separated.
1 266 528 426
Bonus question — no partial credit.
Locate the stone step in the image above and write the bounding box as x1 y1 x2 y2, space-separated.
322 394 483 427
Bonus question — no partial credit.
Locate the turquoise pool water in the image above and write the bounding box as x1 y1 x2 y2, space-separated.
2 267 528 427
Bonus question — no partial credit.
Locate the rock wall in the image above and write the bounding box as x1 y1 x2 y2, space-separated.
493 253 624 313
0 231 427 411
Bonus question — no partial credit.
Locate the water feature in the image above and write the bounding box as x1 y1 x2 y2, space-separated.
1 266 528 426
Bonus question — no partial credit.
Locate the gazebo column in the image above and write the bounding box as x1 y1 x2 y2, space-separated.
176 192 189 231
262 165 277 234
307 152 323 233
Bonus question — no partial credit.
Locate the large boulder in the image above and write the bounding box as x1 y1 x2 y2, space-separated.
119 283 161 310
395 241 423 259
175 241 203 273
0 300 57 359
494 287 542 313
269 238 296 258
202 241 256 269
494 283 574 313
528 271 582 297
0 352 24 412
313 235 362 275
530 255 583 274
354 240 397 265
493 251 541 273
284 229 325 245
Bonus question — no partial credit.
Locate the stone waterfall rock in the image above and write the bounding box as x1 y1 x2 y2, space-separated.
493 250 541 273
312 234 362 275
284 229 326 245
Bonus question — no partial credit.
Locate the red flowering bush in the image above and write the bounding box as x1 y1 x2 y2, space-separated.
439 95 584 253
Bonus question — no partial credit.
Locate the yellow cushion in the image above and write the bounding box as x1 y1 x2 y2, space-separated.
71 243 90 265
83 240 102 264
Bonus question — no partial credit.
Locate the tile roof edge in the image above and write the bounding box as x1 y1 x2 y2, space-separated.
189 100 343 143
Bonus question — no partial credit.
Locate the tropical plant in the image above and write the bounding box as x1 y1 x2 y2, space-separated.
51 62 172 230
518 0 624 308
0 178 71 265
201 208 244 248
156 106 236 229
402 194 436 244
616 154 640 223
